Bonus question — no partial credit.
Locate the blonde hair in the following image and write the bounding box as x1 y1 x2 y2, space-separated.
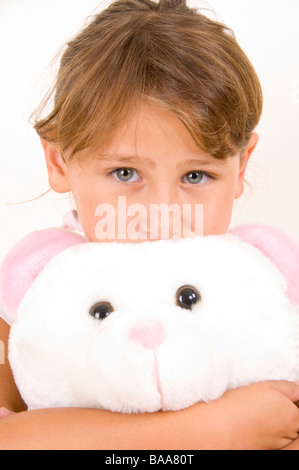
32 0 263 161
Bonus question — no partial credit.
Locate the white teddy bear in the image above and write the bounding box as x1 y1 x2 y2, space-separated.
0 225 298 413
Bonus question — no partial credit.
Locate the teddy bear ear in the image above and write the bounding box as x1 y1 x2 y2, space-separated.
0 228 86 324
230 224 299 304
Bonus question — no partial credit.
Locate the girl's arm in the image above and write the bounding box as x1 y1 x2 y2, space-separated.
1 319 299 450
1 383 299 450
282 438 299 450
0 319 26 412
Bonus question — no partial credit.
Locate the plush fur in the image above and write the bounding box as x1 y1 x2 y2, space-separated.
0 226 299 413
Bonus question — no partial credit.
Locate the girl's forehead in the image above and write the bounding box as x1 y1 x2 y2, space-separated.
75 101 232 168
99 103 205 154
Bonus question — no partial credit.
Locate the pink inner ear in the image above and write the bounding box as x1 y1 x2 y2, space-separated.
0 228 86 319
230 224 299 304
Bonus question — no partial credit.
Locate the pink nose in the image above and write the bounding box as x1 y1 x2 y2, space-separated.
129 319 166 350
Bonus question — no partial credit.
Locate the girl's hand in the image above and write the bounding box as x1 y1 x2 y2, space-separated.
0 407 14 418
281 437 299 450
215 380 299 450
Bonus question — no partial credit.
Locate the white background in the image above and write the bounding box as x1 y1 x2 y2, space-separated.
0 0 298 262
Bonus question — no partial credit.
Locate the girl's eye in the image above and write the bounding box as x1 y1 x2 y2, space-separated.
182 171 210 185
112 168 141 182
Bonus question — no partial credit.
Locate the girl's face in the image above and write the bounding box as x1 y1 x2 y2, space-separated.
43 103 258 241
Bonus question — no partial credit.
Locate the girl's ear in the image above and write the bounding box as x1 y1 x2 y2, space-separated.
41 138 70 193
234 132 259 199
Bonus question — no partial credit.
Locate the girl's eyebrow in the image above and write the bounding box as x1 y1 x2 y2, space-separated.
96 154 156 168
180 158 229 168
97 154 229 168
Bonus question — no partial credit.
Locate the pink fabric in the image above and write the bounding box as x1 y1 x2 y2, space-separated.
129 319 165 408
230 225 299 304
0 228 86 322
129 319 166 350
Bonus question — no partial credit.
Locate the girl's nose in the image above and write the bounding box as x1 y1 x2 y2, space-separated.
146 184 179 207
141 187 183 240
129 319 166 350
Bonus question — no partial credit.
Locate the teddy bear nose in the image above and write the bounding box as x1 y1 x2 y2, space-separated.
129 319 166 350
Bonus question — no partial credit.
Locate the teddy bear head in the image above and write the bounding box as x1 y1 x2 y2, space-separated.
0 225 299 413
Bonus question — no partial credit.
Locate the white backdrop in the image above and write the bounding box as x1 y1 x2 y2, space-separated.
0 0 298 262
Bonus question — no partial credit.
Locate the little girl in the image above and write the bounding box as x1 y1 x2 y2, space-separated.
1 0 299 449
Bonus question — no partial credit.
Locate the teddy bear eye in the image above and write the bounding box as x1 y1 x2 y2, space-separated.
89 302 114 320
176 285 201 310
